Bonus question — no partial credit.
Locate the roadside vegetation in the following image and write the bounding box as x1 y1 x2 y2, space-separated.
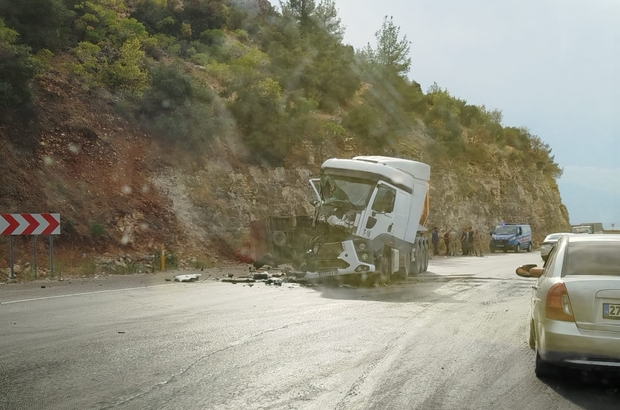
0 0 562 177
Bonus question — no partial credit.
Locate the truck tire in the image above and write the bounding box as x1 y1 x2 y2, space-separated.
378 255 391 285
397 252 411 279
411 239 423 275
272 231 287 247
422 240 429 272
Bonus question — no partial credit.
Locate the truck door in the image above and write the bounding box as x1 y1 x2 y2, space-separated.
361 183 396 242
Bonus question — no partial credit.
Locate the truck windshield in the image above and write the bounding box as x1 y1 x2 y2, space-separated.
494 226 517 235
321 176 374 208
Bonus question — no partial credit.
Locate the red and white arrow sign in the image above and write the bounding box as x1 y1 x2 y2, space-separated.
0 213 60 235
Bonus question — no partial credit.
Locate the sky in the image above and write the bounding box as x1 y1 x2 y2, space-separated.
332 0 620 228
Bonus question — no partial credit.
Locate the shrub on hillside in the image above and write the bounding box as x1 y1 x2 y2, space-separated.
0 19 38 110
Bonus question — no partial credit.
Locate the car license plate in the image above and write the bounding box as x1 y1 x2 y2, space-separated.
603 303 620 320
319 270 339 278
496 244 504 247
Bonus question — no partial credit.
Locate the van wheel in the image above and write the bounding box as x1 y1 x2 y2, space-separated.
515 244 520 253
527 242 532 252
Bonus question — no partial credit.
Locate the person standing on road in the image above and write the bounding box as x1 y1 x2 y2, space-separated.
432 227 440 256
467 227 475 256
449 228 458 256
474 229 483 257
443 230 451 256
461 227 469 255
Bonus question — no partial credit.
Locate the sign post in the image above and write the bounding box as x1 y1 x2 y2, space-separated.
9 237 14 279
49 236 54 278
32 236 37 278
1 213 60 279
161 245 165 272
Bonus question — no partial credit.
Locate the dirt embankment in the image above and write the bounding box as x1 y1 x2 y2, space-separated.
0 67 570 282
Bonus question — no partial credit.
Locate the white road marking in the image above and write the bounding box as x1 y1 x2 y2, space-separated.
0 284 172 305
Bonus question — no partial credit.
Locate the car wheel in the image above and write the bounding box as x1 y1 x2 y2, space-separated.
535 350 557 378
490 247 496 253
529 321 536 350
515 244 520 253
527 242 532 252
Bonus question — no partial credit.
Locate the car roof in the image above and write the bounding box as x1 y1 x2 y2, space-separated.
566 234 620 243
545 232 572 238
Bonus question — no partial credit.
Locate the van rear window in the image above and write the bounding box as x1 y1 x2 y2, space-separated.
564 242 620 276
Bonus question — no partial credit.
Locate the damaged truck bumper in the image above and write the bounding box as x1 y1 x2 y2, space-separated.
303 239 375 280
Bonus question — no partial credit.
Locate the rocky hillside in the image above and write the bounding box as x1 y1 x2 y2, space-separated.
0 0 569 278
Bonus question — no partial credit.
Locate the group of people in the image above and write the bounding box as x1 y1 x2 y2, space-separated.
431 226 483 257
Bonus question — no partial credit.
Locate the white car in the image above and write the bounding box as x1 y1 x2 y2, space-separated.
517 234 620 378
539 233 573 261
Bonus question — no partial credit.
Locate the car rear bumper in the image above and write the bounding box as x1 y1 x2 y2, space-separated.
537 319 620 369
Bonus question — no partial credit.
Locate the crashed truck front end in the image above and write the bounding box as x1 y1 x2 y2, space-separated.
249 157 428 279
299 173 379 280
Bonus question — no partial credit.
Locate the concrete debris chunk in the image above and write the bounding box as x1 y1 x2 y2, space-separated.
222 278 255 284
265 278 282 286
174 273 202 282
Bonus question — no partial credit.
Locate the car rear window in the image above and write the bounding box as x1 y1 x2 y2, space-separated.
564 242 620 276
545 234 563 242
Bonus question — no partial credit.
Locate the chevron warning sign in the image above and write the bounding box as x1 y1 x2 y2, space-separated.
0 213 60 235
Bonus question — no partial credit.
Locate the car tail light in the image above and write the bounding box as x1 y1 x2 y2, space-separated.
546 282 574 321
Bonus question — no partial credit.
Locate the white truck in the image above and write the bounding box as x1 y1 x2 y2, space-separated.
250 156 431 284
571 222 604 234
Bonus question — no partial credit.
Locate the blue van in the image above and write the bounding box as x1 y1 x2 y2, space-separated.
489 223 532 253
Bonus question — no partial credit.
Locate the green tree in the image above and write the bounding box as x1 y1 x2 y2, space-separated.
0 0 74 51
0 18 38 110
282 0 316 31
363 16 411 78
314 0 344 40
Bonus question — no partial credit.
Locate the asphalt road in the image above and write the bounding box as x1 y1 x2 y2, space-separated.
1 253 620 410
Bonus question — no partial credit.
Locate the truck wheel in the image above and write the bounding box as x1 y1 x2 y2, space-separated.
422 240 429 272
411 240 422 275
378 255 391 285
397 252 411 279
272 231 287 247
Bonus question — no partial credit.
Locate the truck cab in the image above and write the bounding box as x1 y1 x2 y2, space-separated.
302 156 431 281
571 225 593 234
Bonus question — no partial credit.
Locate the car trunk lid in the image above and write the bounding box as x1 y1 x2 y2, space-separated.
564 277 620 332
